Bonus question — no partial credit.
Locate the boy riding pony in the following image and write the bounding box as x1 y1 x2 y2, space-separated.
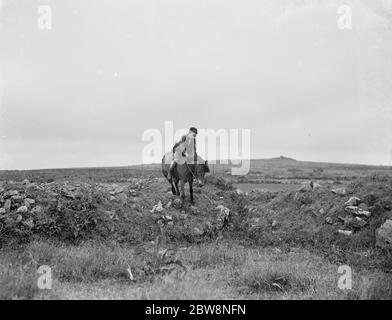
167 127 198 181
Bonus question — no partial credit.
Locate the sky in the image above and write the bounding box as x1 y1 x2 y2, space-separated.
0 0 392 170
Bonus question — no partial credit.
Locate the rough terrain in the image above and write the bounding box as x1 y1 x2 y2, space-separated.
1 161 392 299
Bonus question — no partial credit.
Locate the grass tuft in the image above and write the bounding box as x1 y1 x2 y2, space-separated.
235 269 315 295
0 253 39 300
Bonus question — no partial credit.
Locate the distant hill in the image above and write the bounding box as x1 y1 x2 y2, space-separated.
258 156 298 165
272 156 297 161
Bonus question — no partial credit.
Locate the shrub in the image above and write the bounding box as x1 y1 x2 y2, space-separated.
34 185 113 243
206 175 233 191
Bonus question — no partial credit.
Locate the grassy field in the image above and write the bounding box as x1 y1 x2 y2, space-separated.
1 156 390 184
1 157 392 300
2 240 391 300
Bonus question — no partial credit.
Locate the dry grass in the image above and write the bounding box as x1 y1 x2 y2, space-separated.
1 240 390 300
0 252 39 300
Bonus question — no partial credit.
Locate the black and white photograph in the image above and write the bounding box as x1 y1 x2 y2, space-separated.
1 0 392 304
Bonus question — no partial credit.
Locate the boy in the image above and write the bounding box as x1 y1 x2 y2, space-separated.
167 127 198 180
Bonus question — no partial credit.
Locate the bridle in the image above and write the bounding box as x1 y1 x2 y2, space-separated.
186 162 198 182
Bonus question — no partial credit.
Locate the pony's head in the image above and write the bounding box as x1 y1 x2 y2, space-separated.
195 160 210 187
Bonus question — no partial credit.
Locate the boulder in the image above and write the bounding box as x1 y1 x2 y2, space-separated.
215 205 230 217
216 205 231 226
25 198 35 205
338 229 353 236
357 208 371 218
325 217 334 225
157 214 173 226
344 196 361 207
4 190 19 198
193 227 204 236
173 198 182 208
312 182 322 190
24 200 31 209
150 201 164 213
376 220 392 248
31 206 43 214
16 206 28 214
11 195 24 203
109 185 127 195
3 199 11 212
345 206 371 218
350 217 367 229
332 187 347 196
338 216 353 226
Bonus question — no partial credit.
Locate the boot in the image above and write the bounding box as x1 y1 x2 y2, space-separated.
167 161 177 180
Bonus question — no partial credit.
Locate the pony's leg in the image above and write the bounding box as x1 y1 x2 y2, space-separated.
179 180 186 201
189 181 194 204
170 181 176 195
175 179 180 196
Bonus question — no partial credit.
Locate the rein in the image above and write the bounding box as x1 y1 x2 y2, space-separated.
186 162 198 181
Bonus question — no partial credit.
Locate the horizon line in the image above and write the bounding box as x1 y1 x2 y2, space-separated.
1 156 391 172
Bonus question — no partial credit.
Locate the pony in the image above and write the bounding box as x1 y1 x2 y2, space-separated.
161 152 210 204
